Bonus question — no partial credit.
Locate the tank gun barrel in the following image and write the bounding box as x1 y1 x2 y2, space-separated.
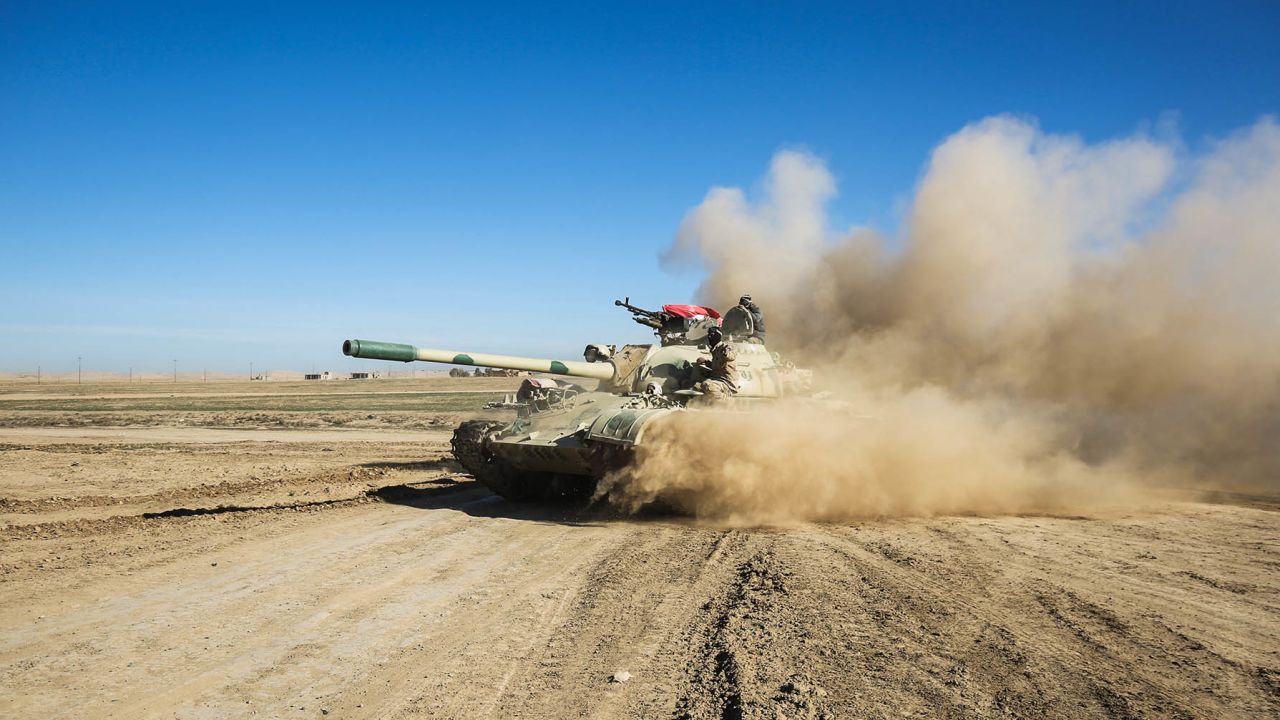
342 339 615 381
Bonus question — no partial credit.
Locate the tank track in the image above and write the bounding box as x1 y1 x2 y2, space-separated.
450 420 551 501
450 420 505 478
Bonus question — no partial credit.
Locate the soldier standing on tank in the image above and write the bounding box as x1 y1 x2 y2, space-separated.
738 294 766 343
691 326 738 401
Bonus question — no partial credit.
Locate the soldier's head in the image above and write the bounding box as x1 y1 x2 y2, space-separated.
739 294 752 307
706 326 723 346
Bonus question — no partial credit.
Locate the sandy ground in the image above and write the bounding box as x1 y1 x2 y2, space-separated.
0 379 1277 718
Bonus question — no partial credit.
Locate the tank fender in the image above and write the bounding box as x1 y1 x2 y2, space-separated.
586 407 673 445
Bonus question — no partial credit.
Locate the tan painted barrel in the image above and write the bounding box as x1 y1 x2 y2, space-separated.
343 339 615 381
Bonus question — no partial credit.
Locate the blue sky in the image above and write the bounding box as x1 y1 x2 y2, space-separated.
2 1 1277 374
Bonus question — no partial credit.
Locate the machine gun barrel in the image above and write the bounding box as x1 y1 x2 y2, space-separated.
614 297 664 329
342 339 616 381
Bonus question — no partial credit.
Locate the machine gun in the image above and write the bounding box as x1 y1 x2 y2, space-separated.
615 297 727 346
614 297 665 330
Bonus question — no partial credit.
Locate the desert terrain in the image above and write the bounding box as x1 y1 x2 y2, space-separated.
0 377 1277 719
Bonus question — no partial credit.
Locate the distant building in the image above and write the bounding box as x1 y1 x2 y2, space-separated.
448 367 525 378
475 368 525 377
349 371 380 380
304 371 333 381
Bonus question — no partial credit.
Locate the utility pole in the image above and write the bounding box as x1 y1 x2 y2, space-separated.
203 368 207 383
173 359 177 383
250 361 253 381
37 366 40 385
78 356 82 385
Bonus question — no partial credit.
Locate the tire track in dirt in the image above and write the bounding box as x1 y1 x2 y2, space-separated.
636 512 1279 720
796 518 1279 719
0 492 562 718
482 528 758 719
140 508 602 718
0 427 455 444
3 422 1278 720
0 461 455 516
0 471 464 537
674 542 836 720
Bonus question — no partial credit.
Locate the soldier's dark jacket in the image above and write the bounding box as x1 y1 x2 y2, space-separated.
743 301 766 342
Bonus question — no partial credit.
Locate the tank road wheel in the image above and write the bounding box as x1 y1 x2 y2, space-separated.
488 464 555 502
450 420 547 501
545 473 598 500
450 420 505 478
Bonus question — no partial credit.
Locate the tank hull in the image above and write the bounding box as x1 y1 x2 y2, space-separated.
450 391 671 500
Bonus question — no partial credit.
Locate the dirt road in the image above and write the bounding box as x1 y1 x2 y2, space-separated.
0 426 449 445
0 380 1277 718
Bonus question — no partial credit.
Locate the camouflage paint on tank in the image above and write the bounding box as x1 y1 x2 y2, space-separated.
343 340 616 381
342 300 814 499
341 339 416 363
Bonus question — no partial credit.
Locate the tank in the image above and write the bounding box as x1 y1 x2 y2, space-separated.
341 298 811 500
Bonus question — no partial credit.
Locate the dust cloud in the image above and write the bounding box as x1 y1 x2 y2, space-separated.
602 116 1280 522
